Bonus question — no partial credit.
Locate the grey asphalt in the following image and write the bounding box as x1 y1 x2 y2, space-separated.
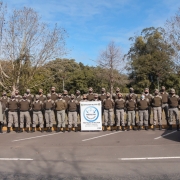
0 128 180 180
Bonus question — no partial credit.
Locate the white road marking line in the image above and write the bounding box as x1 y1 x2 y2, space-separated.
12 132 62 142
119 157 180 161
0 158 33 161
82 131 123 142
154 130 177 140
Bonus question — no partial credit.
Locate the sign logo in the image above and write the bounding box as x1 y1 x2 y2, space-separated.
83 106 99 122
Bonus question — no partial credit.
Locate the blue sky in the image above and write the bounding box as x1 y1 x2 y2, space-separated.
3 0 180 66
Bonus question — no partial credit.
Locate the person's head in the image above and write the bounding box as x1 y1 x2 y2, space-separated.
63 90 68 95
106 92 110 98
154 89 159 95
141 94 145 100
170 88 175 95
101 88 106 93
2 91 6 96
51 87 56 93
88 87 93 93
76 90 80 96
118 93 123 99
47 93 51 99
71 94 75 99
35 95 39 100
11 93 15 99
161 86 166 92
58 93 62 99
94 93 98 99
83 94 87 99
144 88 149 94
129 87 134 93
15 90 19 95
39 89 43 95
116 87 120 93
23 93 27 100
26 89 30 94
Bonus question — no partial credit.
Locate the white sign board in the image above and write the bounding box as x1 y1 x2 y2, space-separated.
80 101 102 131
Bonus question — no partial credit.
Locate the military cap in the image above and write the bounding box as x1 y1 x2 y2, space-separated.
39 89 43 92
106 92 110 96
76 90 80 93
23 93 27 97
2 91 6 95
58 93 62 97
154 89 159 93
161 86 165 90
26 89 30 93
170 88 175 93
63 90 68 94
118 93 123 97
15 89 19 93
83 94 87 98
116 87 120 91
101 88 106 91
35 95 40 99
51 87 56 90
129 87 134 91
144 88 149 91
89 87 93 91
71 94 75 98
47 93 51 98
11 92 15 97
94 93 98 97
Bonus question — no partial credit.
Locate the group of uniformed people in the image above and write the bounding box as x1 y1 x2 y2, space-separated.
0 85 179 133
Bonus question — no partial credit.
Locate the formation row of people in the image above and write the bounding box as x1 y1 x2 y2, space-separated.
0 86 179 133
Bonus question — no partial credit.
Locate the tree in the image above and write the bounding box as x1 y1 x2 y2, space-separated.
0 6 67 93
165 8 180 70
126 27 175 93
97 41 125 95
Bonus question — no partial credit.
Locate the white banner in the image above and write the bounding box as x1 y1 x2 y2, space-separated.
80 101 102 131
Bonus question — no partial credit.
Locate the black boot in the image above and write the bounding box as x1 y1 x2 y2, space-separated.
145 126 148 131
26 128 29 133
75 127 78 132
41 128 44 133
49 127 52 132
68 128 71 132
116 126 120 131
153 125 156 131
122 126 125 131
31 127 35 132
56 127 60 132
111 126 113 131
159 125 162 130
138 126 142 130
132 126 137 131
63 128 66 133
177 125 179 131
46 127 50 132
167 125 172 130
19 128 23 133
15 127 19 133
7 127 10 133
127 126 130 131
0 123 2 133
104 126 107 131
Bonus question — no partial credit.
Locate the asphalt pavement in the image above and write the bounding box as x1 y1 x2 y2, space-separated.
0 128 180 180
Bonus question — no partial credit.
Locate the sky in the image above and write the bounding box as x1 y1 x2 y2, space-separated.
3 0 180 66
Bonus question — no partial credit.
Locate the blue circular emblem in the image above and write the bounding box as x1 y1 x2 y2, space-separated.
83 106 99 122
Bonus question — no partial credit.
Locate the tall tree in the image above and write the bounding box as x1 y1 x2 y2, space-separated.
97 41 125 95
126 27 175 93
0 7 67 93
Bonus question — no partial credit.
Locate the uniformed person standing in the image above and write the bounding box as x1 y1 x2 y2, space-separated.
112 87 121 102
152 89 162 130
75 90 82 117
0 91 9 125
115 93 125 131
103 92 114 131
125 87 138 101
55 94 67 132
126 94 137 131
137 94 149 130
38 89 46 102
87 87 95 101
160 86 169 125
99 88 107 116
144 88 153 126
62 90 70 119
168 88 179 131
44 94 55 132
67 94 79 132
94 93 99 101
14 90 22 101
81 94 88 102
32 95 44 132
19 94 31 133
6 94 19 133
26 89 34 103
0 99 4 133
